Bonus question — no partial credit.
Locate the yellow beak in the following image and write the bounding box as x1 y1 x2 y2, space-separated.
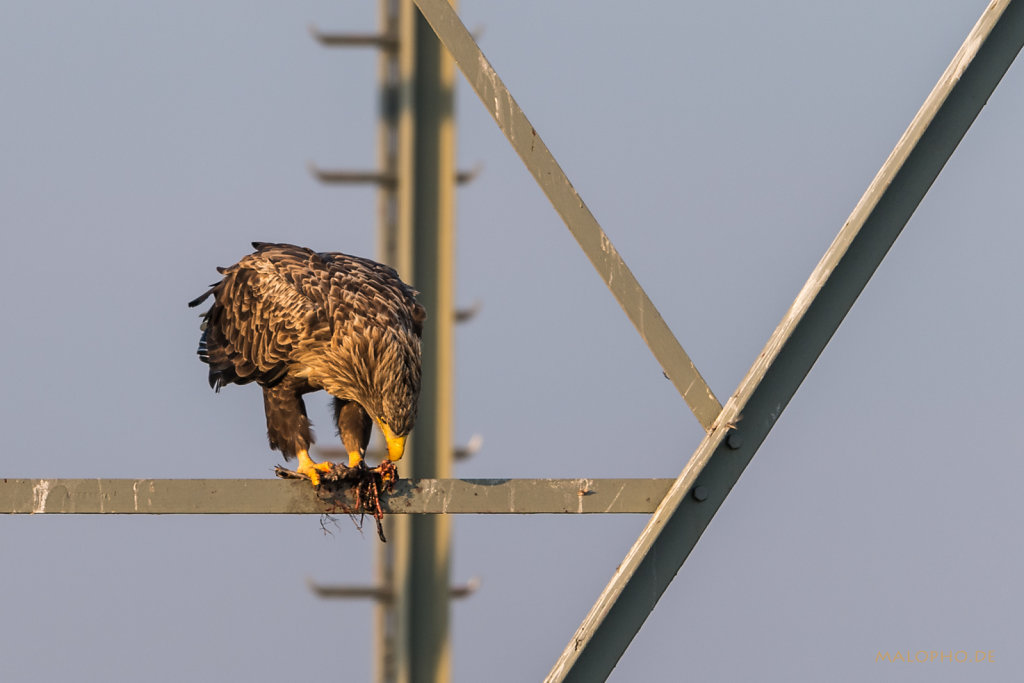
379 422 407 461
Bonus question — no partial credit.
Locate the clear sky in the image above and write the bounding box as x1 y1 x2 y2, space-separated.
1 1 1021 681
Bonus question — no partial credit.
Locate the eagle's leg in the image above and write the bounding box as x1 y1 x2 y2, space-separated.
334 398 372 468
263 384 330 486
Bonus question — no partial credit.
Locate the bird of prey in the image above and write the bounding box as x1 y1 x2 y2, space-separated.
188 242 425 486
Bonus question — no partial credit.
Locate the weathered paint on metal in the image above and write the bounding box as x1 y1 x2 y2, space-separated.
0 478 674 514
373 2 416 681
411 0 722 431
405 4 459 680
545 2 1024 680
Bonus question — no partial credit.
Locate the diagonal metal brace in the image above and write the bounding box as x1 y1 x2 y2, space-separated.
544 1 1024 680
412 0 722 430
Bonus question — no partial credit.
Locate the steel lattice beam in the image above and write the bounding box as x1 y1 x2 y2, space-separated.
411 0 722 431
539 1 1024 680
0 478 673 515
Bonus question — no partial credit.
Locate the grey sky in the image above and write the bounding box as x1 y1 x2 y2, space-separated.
1 1 1021 681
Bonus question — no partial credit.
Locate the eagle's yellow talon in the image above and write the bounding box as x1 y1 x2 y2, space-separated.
348 451 364 468
302 468 322 487
295 450 333 486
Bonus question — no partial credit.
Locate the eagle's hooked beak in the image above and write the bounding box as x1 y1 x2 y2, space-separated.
379 422 407 461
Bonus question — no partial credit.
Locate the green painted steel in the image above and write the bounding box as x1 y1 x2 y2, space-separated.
375 0 415 283
544 2 1024 680
411 0 723 432
0 478 673 514
406 5 458 681
372 2 416 681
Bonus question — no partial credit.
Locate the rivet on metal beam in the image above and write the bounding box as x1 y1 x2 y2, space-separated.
456 163 483 185
726 430 743 450
308 162 397 187
690 485 708 503
308 24 399 50
454 300 482 323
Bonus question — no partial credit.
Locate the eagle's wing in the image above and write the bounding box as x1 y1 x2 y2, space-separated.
314 249 426 340
191 244 331 390
190 242 425 394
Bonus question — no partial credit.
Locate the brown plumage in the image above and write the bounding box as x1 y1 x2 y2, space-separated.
189 242 425 483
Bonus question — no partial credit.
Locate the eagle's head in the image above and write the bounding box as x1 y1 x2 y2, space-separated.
337 327 421 462
370 388 417 462
375 329 421 461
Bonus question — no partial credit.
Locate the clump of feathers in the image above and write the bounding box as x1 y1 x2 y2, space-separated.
276 461 398 542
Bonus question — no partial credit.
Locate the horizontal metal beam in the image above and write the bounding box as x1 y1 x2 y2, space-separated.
0 478 672 515
412 0 723 431
307 577 479 601
546 1 1024 680
307 163 477 187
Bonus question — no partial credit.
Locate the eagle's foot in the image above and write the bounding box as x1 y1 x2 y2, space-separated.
295 450 334 487
297 462 334 487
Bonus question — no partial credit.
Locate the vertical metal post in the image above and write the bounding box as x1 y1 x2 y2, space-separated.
375 2 455 682
407 1 456 681
375 1 416 682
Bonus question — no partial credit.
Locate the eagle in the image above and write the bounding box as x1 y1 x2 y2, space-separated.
188 242 425 486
